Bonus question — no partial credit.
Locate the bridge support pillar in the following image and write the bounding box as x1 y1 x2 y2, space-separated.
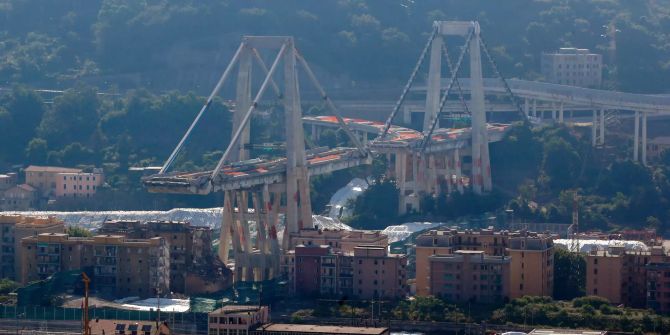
634 111 640 161
599 108 605 145
551 102 557 120
642 111 647 166
532 99 537 118
591 110 597 146
395 152 408 214
424 35 443 132
524 98 529 118
232 46 253 162
559 102 564 123
454 148 463 194
444 155 453 194
468 22 492 193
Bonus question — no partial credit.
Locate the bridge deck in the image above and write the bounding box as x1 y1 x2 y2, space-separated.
413 78 670 112
303 115 510 151
143 147 369 195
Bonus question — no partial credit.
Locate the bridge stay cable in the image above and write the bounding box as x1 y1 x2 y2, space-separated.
478 34 528 123
295 52 371 157
441 43 471 117
378 26 439 141
211 43 288 181
159 42 246 174
250 47 283 99
421 30 474 153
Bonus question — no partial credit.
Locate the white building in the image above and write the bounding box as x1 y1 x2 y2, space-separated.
541 48 602 88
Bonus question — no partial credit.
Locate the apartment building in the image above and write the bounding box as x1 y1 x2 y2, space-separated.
25 166 82 197
0 215 65 280
415 228 553 300
429 250 510 303
415 228 515 296
208 305 269 335
585 245 667 308
98 220 226 294
1 184 37 210
0 173 18 191
352 245 407 299
24 165 104 199
507 234 554 299
20 233 170 298
283 244 407 300
292 245 331 296
646 262 670 314
541 47 602 87
289 228 388 253
55 172 104 198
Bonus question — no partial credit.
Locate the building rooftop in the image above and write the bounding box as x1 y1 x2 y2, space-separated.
0 214 64 226
15 184 36 192
25 165 82 173
89 319 170 335
529 329 607 335
210 305 265 315
257 323 388 335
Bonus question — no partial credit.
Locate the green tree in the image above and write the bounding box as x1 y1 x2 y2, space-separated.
553 249 586 300
542 137 581 191
37 88 100 148
25 138 48 164
347 179 399 229
66 226 93 237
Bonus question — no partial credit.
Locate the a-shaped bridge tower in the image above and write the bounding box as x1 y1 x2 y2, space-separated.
144 36 370 282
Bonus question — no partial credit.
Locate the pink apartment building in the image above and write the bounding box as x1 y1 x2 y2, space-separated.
55 172 104 198
24 166 103 198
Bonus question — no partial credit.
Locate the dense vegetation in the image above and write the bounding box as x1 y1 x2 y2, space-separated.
3 1 670 93
493 123 670 232
292 294 670 333
3 1 670 220
492 296 670 334
0 86 231 209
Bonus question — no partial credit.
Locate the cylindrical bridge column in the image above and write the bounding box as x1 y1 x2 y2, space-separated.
634 111 640 161
642 111 648 166
599 108 605 145
454 149 463 194
524 98 529 118
591 110 597 146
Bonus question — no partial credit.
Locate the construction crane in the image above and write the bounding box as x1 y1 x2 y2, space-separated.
82 273 90 335
569 192 580 253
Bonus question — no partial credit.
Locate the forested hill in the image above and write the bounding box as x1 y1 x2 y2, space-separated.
2 0 670 94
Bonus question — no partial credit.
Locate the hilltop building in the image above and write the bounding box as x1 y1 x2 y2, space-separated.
0 173 17 191
541 48 602 88
1 184 37 210
0 215 65 281
24 165 104 199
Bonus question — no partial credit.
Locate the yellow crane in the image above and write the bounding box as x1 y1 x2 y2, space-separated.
81 273 90 335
